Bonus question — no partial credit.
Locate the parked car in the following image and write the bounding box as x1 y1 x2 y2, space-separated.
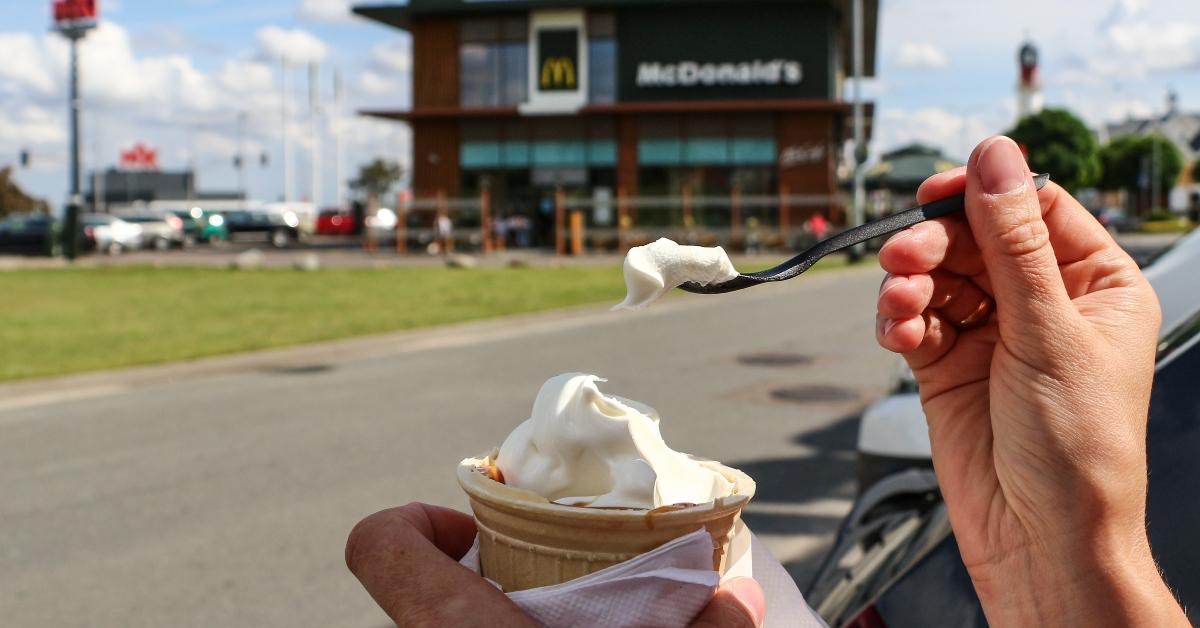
116 213 185 250
1089 207 1140 233
220 209 300 248
167 208 228 245
315 208 357 236
81 213 143 255
0 213 58 256
807 230 1200 626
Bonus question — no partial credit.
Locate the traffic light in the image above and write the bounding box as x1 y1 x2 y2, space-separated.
20 149 30 168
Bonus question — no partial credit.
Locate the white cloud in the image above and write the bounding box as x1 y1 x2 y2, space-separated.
298 0 356 24
1103 21 1200 72
255 25 328 64
1058 89 1155 129
0 105 66 149
893 42 949 69
874 106 999 162
357 69 402 95
0 32 58 97
370 39 411 74
355 39 411 97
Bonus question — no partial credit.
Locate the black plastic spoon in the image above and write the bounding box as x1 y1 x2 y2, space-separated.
678 173 1051 294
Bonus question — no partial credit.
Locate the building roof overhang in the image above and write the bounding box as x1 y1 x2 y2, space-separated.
360 99 874 140
353 0 878 77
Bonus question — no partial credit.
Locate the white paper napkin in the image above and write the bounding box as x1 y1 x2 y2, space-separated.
460 524 828 628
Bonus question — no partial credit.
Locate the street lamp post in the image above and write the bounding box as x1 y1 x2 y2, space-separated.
850 0 867 263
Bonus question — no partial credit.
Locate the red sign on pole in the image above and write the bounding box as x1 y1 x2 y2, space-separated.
120 142 159 171
53 0 97 27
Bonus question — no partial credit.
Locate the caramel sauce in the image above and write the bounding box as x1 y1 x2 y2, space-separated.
479 464 505 484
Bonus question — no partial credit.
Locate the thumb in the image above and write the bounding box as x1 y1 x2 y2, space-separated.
691 578 765 628
964 136 1074 349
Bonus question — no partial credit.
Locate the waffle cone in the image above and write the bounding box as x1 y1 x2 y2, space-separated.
457 451 755 592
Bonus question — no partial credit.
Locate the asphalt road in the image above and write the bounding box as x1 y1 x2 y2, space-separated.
0 264 899 627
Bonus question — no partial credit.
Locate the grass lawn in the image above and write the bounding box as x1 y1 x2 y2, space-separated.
0 257 847 382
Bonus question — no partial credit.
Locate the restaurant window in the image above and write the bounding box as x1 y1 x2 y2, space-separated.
587 12 616 104
460 17 528 107
460 118 616 170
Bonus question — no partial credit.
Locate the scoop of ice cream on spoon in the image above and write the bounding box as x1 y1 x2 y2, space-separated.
613 238 740 310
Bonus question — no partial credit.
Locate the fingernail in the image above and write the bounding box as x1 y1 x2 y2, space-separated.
879 228 915 252
724 578 766 627
978 136 1028 195
882 318 897 336
879 274 906 297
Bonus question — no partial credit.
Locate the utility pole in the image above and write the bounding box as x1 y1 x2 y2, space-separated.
309 62 321 208
334 69 346 209
282 58 293 203
850 0 867 262
236 111 247 198
92 117 103 212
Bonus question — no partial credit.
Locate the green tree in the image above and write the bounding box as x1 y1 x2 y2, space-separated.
0 166 49 217
1098 134 1183 216
350 159 403 200
1006 108 1100 192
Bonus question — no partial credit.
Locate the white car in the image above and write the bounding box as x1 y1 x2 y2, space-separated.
857 228 1200 492
115 213 186 250
81 213 143 255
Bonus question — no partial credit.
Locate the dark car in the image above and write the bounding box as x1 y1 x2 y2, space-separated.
806 251 1200 626
0 213 58 256
220 210 300 248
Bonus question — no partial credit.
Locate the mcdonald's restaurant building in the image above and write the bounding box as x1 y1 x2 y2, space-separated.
355 0 877 248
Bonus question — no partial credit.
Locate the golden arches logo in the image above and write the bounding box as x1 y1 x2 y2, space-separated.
540 57 576 89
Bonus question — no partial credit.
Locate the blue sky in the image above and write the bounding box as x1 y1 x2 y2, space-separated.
2 0 1198 206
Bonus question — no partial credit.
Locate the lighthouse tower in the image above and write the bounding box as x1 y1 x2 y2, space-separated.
1017 41 1043 121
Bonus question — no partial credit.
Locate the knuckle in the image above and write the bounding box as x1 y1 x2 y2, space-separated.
345 514 383 572
345 507 410 572
991 217 1050 258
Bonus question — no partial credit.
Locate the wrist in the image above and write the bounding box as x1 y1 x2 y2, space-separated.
968 529 1187 627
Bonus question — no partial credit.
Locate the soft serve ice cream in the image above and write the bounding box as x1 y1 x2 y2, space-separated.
614 238 740 310
494 373 735 509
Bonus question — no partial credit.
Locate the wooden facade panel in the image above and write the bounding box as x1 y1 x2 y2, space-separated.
616 115 638 198
412 120 460 196
412 18 458 108
776 111 842 220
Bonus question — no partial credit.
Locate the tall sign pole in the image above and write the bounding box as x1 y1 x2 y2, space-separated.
54 0 98 260
69 35 82 201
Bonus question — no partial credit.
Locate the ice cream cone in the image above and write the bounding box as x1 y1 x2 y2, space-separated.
458 451 755 592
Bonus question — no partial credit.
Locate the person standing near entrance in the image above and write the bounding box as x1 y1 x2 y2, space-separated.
806 212 829 241
434 211 453 255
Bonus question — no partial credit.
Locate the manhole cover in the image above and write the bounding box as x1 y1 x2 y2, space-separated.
737 352 814 367
770 385 859 403
261 364 334 375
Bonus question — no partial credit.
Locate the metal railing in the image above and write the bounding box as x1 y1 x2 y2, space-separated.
384 186 845 256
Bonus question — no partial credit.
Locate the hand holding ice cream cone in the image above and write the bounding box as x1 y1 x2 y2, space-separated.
346 373 764 626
